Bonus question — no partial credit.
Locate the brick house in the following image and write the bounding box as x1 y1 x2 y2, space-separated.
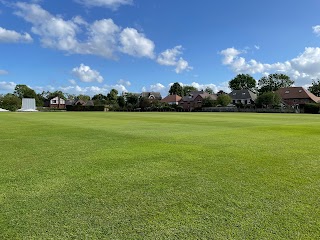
277 87 320 106
160 94 182 105
49 96 66 109
179 91 217 111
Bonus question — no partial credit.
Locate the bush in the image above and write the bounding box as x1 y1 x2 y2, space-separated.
66 105 105 111
304 103 320 114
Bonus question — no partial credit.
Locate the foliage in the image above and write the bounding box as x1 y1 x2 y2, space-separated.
14 84 37 99
304 103 320 114
126 93 139 106
217 90 227 96
139 97 151 110
76 94 91 101
202 97 216 107
0 94 21 111
183 85 197 96
256 92 281 108
217 94 232 106
169 82 183 96
117 96 126 108
258 73 294 93
308 79 320 97
204 87 214 94
92 94 107 106
229 74 256 91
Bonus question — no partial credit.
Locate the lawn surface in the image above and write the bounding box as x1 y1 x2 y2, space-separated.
0 112 319 239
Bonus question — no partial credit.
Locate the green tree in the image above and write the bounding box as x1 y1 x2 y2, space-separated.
205 87 214 94
76 94 91 101
256 92 281 108
217 90 227 96
258 73 294 93
117 96 126 108
183 85 197 96
139 97 151 110
107 89 118 104
217 94 232 107
92 94 107 106
14 84 37 99
308 79 320 97
126 93 139 107
0 94 21 111
169 82 183 96
47 91 66 100
229 74 256 91
202 97 216 107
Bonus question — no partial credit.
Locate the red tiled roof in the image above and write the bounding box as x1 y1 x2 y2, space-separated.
277 87 320 103
161 94 182 103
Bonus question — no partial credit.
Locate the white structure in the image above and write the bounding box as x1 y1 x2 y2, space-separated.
17 98 38 112
0 108 9 112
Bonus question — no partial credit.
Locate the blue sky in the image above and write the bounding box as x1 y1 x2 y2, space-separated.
0 0 320 96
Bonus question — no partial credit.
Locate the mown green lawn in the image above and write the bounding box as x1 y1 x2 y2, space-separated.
0 112 319 239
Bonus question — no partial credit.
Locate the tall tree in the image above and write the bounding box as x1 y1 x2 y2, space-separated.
92 94 107 106
308 79 320 97
229 74 256 91
107 89 118 104
183 85 197 96
76 94 91 101
14 84 37 99
47 91 66 100
169 82 183 96
117 96 126 108
258 73 294 93
256 92 281 108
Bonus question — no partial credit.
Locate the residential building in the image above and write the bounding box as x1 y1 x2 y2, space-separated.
229 89 257 105
180 91 217 111
141 92 162 100
276 87 320 106
160 94 182 105
49 96 66 109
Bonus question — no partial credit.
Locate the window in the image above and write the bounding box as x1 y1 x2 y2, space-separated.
242 93 246 95
52 100 57 104
299 90 302 93
233 93 236 95
285 91 289 94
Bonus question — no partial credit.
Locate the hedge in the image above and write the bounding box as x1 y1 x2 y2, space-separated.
66 105 105 111
304 103 320 114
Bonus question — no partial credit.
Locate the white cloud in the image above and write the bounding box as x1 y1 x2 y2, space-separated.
110 84 128 93
69 79 77 85
119 28 155 58
312 25 320 36
59 85 109 95
0 27 33 43
157 45 192 73
72 64 104 83
75 0 133 10
254 45 260 50
220 46 320 85
0 70 8 75
0 81 16 92
14 3 155 60
117 79 131 86
150 83 165 92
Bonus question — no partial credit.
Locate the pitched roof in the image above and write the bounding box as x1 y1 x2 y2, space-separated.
141 92 162 99
161 94 182 103
277 87 320 103
181 91 217 102
229 89 257 100
199 92 218 100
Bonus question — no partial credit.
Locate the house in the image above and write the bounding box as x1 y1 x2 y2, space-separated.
179 91 217 111
160 94 182 105
49 96 66 109
65 99 95 107
276 87 320 106
141 92 162 100
229 89 257 105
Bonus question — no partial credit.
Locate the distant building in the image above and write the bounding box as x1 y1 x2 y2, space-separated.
179 91 217 111
229 89 257 105
49 96 66 109
160 94 182 105
141 92 162 100
276 87 320 106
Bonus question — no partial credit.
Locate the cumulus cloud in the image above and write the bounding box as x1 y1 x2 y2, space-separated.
0 70 8 75
14 2 154 60
220 46 320 85
157 45 192 73
0 27 33 43
0 81 16 92
69 79 77 85
72 64 104 83
119 28 155 58
75 0 133 10
117 79 131 86
312 25 320 36
150 83 165 92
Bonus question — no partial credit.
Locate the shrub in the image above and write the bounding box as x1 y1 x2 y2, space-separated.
304 103 320 114
66 105 105 111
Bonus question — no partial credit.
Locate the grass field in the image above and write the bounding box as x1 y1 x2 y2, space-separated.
0 112 319 239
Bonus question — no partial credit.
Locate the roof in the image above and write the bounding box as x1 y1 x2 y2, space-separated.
84 100 94 106
141 92 162 99
277 87 320 103
229 89 257 100
161 94 182 103
181 91 217 102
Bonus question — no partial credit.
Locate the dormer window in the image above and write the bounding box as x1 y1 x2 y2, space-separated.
242 93 246 95
285 91 289 94
233 93 236 95
299 90 302 93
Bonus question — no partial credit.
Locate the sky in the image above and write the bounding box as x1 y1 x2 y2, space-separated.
0 0 320 96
